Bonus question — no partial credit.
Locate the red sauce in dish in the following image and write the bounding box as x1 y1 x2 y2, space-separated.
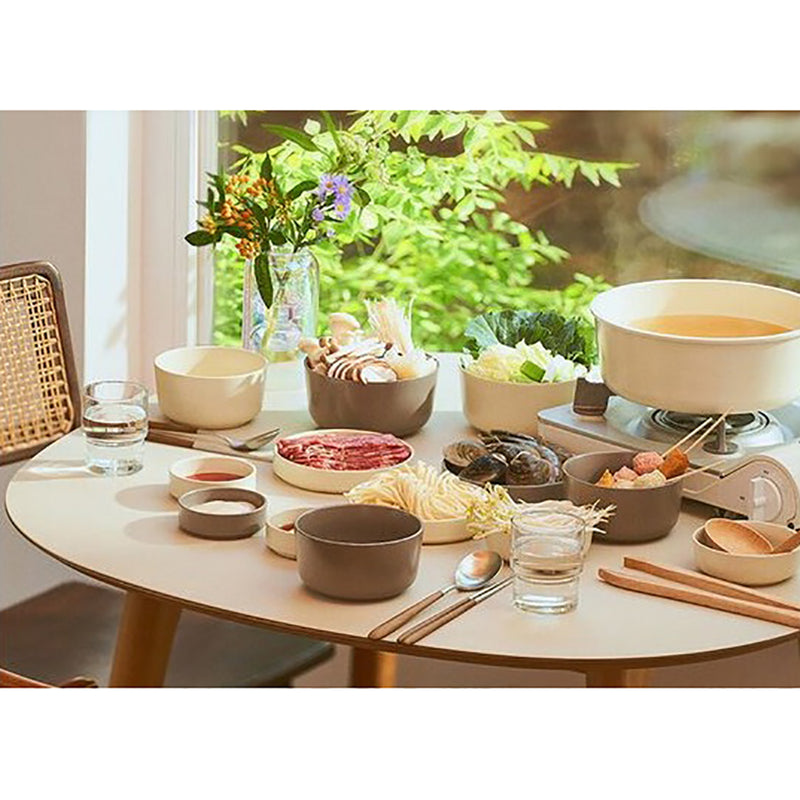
280 523 295 531
187 471 243 482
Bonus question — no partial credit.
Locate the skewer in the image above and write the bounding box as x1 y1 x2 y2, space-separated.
683 409 732 456
665 458 729 484
661 416 716 458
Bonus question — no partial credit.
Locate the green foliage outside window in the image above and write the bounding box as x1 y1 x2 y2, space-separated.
212 110 632 351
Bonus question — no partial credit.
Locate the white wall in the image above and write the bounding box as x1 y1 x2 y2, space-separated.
0 111 90 607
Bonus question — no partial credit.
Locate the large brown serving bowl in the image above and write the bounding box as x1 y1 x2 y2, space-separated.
294 504 423 601
563 450 682 543
304 358 438 437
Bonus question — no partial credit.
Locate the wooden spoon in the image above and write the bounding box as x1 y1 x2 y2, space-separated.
703 518 774 555
772 530 800 554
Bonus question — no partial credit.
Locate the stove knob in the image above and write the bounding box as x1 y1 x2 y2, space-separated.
747 476 782 521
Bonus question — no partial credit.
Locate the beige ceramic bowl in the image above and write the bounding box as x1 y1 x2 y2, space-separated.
460 365 576 435
266 507 312 560
154 346 266 429
168 454 257 499
272 429 414 494
692 522 799 585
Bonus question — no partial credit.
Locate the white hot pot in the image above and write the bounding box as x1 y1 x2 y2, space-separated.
590 279 800 413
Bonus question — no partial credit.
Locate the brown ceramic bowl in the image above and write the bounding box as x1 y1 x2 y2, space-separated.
294 504 423 600
304 358 438 437
562 450 682 543
178 487 267 540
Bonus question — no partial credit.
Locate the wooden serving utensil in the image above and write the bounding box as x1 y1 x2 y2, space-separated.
597 568 800 628
772 530 800 554
622 557 800 612
703 518 774 555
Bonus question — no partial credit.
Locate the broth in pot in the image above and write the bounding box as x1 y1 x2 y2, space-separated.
633 314 791 338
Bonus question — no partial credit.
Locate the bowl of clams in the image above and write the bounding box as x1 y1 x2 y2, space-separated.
442 430 569 502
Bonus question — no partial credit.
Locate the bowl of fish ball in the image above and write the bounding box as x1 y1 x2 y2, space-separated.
562 450 683 543
443 430 568 503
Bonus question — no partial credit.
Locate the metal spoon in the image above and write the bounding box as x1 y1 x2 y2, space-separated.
368 550 503 639
212 427 280 452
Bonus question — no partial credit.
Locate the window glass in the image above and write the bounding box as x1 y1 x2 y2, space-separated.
211 110 800 351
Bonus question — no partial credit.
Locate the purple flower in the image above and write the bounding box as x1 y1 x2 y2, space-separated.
312 207 325 222
333 197 351 220
326 228 335 238
316 173 336 199
332 175 353 201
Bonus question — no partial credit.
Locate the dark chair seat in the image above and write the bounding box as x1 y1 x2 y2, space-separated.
0 582 333 687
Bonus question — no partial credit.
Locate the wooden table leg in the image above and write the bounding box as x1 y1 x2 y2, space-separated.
109 591 182 687
583 667 650 688
349 648 397 688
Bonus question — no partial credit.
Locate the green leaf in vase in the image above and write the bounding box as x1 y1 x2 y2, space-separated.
262 123 319 152
185 230 215 246
260 153 273 181
253 252 272 308
287 180 317 200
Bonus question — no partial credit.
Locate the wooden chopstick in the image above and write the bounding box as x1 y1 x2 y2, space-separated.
597 568 800 628
623 557 800 613
146 429 199 449
148 418 199 434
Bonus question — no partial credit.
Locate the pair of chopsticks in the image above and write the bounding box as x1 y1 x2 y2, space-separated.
599 557 800 628
381 576 513 646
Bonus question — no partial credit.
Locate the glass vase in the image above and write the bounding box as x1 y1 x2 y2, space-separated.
242 247 319 362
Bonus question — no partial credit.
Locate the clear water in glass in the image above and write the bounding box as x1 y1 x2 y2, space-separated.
82 381 148 475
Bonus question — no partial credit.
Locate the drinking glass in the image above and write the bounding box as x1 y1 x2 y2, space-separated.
82 381 149 475
510 509 589 614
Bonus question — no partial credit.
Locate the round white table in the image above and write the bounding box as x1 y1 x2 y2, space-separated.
5 356 799 687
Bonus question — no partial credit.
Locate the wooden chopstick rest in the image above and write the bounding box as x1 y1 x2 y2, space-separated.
597 567 800 629
623 557 800 613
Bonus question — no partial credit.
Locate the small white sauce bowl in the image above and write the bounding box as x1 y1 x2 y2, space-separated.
420 517 470 545
692 522 799 586
266 507 313 560
169 454 257 499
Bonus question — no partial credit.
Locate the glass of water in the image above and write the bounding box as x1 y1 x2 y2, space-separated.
510 509 589 614
82 381 149 475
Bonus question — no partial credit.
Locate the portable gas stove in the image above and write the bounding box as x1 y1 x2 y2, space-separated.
538 384 800 526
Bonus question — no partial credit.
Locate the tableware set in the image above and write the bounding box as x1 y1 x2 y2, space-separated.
82 278 800 648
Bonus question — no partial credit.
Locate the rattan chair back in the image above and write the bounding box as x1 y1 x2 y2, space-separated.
0 261 81 465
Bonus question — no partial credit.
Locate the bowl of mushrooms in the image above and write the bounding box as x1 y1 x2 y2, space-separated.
301 299 438 437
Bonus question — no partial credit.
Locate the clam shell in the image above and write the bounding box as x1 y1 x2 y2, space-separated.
458 454 507 485
442 440 490 471
505 452 558 486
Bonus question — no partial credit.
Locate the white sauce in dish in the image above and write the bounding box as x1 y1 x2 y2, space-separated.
193 500 255 515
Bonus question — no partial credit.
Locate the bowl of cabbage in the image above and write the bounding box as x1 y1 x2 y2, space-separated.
460 311 594 435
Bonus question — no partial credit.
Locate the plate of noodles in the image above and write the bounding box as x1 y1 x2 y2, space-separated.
344 461 487 544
